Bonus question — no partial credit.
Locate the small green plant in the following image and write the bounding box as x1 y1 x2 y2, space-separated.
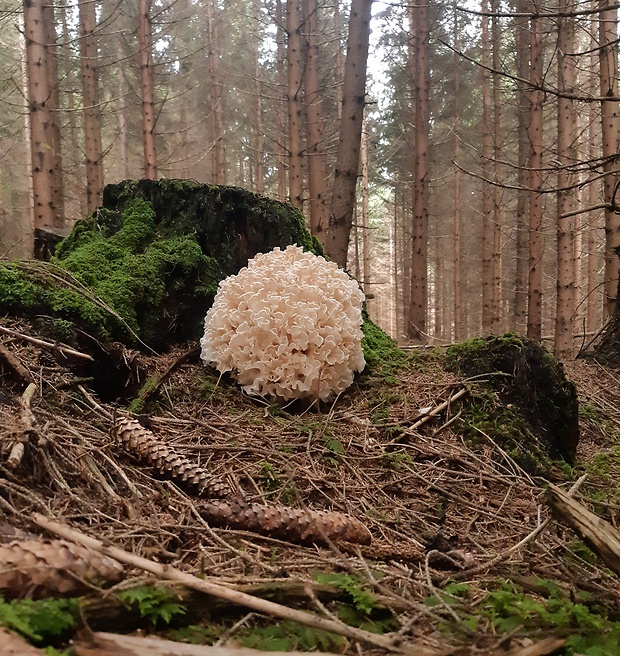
118 585 186 626
166 623 224 645
381 450 412 471
323 437 345 457
0 597 78 644
315 572 376 614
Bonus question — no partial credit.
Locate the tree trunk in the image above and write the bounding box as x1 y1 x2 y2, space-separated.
325 0 372 269
138 0 158 180
23 0 58 235
599 0 620 318
252 0 264 194
452 4 463 342
554 1 575 359
302 0 328 241
275 0 288 201
42 2 64 224
406 0 429 341
79 0 104 213
286 0 304 208
206 0 225 184
481 1 493 334
491 0 502 333
527 3 544 340
513 0 530 333
360 115 371 309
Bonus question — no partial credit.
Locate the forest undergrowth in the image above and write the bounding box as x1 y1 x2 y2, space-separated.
0 318 619 655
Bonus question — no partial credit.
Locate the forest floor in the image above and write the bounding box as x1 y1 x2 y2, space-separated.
0 318 619 656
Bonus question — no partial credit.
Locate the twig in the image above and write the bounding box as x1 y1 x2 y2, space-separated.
0 344 34 386
31 513 436 654
0 324 94 361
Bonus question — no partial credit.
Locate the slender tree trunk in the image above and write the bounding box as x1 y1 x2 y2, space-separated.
527 2 544 340
19 15 34 253
491 0 502 332
275 0 288 201
23 0 57 235
286 0 304 208
138 0 158 179
554 1 576 359
116 37 129 181
332 0 344 121
481 1 493 333
360 115 371 307
452 4 463 342
407 0 429 341
253 0 264 194
302 0 328 240
587 11 601 333
599 0 620 317
206 0 225 184
513 0 530 332
326 0 372 269
79 0 104 213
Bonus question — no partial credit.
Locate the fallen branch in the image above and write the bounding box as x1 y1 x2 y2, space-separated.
546 483 620 576
7 382 38 469
0 324 94 361
0 344 33 386
32 513 443 654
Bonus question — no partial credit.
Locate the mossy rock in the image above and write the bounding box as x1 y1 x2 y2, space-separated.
0 180 324 349
445 334 579 470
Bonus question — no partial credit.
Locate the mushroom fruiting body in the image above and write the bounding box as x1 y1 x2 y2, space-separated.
200 245 365 401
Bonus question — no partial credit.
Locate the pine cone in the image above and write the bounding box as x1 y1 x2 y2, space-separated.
0 539 124 598
199 499 372 545
112 417 230 499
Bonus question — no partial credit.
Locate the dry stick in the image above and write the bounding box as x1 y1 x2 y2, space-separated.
385 388 468 447
7 382 38 468
0 343 34 385
0 324 94 361
32 513 435 655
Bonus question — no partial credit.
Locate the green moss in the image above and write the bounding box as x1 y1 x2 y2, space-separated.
445 334 580 469
361 309 409 374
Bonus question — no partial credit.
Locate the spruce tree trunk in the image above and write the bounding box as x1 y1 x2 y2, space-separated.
79 0 104 213
406 0 429 341
23 0 58 236
599 0 620 318
286 0 304 208
302 0 328 241
491 0 502 333
138 0 158 180
326 0 372 269
527 4 544 340
554 2 576 359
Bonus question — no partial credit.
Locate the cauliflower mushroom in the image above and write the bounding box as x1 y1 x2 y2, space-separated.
200 245 365 401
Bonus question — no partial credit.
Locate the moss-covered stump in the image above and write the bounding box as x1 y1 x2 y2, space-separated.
445 334 579 472
0 180 323 349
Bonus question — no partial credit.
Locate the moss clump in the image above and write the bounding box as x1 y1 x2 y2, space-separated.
2 180 324 350
445 334 579 469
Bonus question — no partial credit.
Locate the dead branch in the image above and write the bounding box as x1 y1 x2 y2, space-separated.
0 324 94 361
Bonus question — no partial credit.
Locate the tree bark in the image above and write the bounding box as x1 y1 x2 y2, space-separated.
481 1 493 334
252 0 264 194
527 2 544 341
599 0 620 318
326 0 372 269
79 0 104 213
275 0 288 201
23 0 58 235
286 0 304 208
452 4 463 342
406 0 430 341
554 0 576 359
138 0 158 180
302 0 328 241
491 0 502 333
513 0 530 333
206 0 226 184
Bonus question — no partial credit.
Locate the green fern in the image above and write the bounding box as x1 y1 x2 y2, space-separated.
118 585 186 626
0 597 78 644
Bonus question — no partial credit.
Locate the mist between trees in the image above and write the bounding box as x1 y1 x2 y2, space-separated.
2 0 619 359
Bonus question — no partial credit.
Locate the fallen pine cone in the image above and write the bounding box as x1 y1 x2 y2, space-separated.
198 499 372 546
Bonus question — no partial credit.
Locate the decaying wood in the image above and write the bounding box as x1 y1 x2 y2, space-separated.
546 482 620 576
0 628 45 655
32 513 439 654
